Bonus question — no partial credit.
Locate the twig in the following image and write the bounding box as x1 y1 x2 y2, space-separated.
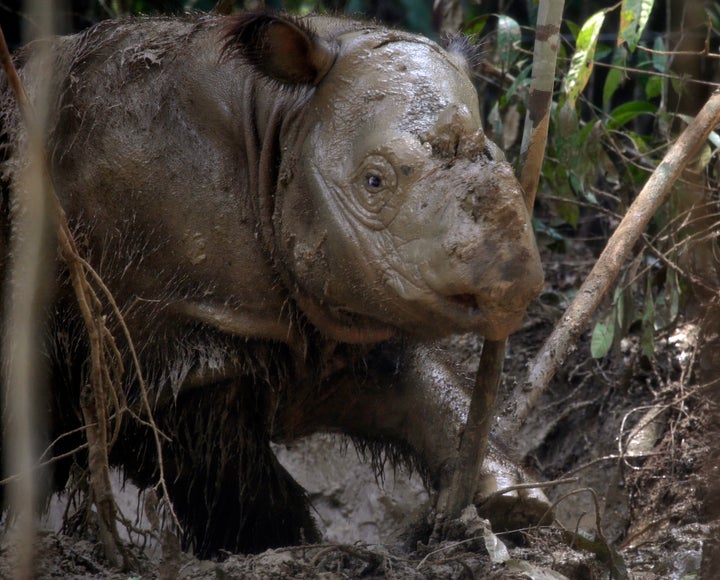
477 476 578 504
415 535 487 571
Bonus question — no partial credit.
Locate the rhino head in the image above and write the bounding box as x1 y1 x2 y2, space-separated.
225 14 544 342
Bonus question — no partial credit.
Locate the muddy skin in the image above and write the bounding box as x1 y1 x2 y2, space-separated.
0 13 545 557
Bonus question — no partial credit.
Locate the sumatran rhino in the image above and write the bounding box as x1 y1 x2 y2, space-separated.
0 12 545 557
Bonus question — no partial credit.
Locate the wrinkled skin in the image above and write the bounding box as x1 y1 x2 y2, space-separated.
0 13 545 557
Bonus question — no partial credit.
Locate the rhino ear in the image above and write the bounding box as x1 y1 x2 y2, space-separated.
223 13 336 86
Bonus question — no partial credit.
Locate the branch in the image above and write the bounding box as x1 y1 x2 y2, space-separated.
441 339 506 518
0 20 51 578
519 0 566 210
511 89 720 439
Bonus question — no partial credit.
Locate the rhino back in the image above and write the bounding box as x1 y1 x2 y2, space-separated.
2 15 302 341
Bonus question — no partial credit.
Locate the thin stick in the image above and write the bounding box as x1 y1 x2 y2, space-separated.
446 0 566 519
0 19 51 579
443 339 506 517
519 0 567 210
0 19 179 567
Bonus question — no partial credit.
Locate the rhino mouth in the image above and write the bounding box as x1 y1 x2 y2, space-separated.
382 269 526 338
433 290 528 339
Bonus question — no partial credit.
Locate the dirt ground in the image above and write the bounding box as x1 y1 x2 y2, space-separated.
0 248 717 579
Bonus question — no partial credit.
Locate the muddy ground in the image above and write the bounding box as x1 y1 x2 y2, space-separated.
0 246 717 579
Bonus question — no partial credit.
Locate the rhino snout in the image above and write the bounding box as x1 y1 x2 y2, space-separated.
412 173 543 339
415 233 543 339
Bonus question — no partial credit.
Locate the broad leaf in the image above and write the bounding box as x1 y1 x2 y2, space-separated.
503 61 533 103
619 0 655 52
591 312 615 358
645 75 663 99
551 180 581 229
652 36 667 72
466 14 491 36
607 101 657 130
497 15 522 70
565 11 606 108
556 102 581 166
603 46 628 108
614 286 626 333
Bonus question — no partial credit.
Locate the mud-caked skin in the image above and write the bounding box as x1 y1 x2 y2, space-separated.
0 13 545 557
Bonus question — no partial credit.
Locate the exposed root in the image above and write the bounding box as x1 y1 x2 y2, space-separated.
0 21 179 570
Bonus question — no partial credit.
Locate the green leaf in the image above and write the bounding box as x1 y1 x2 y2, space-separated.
497 15 522 70
696 143 713 171
641 280 655 358
565 20 580 41
670 75 685 100
591 312 615 358
551 181 581 229
569 171 585 198
652 36 668 72
708 3 720 29
564 11 606 108
607 101 657 130
532 218 566 241
503 61 532 102
614 286 626 331
619 0 655 52
556 102 581 163
603 47 628 109
466 14 490 36
595 44 614 60
645 75 663 99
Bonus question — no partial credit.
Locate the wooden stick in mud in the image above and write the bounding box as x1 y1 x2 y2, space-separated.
444 0 566 519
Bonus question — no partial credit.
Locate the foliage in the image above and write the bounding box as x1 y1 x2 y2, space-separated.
479 0 719 361
564 10 606 109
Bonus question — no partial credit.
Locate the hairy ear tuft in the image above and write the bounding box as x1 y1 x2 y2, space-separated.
440 34 490 79
222 13 336 86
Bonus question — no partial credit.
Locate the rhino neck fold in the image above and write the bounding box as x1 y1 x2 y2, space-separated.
244 82 394 346
290 288 396 344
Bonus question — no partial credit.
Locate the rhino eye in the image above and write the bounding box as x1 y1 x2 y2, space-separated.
353 155 397 218
360 156 397 192
365 173 384 192
350 155 401 227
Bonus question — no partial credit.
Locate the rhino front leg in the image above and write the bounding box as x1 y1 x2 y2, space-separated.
281 341 551 531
